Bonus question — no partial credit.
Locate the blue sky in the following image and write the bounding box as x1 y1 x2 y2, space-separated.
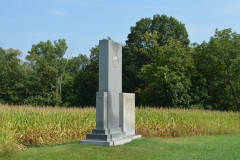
1 0 240 61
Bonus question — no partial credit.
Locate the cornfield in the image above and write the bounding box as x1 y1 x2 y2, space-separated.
0 104 240 154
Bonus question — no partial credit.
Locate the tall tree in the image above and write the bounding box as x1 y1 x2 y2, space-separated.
26 39 68 106
61 54 90 107
0 48 22 104
126 14 190 47
0 48 35 105
138 33 194 107
123 14 190 106
194 28 240 111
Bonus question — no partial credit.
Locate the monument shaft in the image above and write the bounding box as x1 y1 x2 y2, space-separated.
98 40 122 129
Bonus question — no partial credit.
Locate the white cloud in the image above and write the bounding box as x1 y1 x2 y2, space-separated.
47 10 71 16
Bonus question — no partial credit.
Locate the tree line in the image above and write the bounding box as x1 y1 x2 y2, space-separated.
0 14 239 111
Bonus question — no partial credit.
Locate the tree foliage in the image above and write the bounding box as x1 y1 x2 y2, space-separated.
138 35 194 107
26 39 69 106
0 48 23 104
126 14 190 48
123 14 190 106
193 29 240 111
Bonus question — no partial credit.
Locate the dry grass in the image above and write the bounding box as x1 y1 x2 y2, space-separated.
135 107 240 138
0 104 240 155
0 104 95 154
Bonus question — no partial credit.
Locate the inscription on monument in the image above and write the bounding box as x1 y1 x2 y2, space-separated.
124 97 135 131
120 93 136 136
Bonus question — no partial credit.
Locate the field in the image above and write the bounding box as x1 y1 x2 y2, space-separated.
0 104 240 157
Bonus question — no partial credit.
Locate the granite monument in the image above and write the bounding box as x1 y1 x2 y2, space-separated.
79 40 141 146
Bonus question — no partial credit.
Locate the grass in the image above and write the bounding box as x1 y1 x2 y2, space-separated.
0 104 240 156
1 134 240 160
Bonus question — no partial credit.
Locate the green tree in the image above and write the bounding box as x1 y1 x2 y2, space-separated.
0 48 22 104
126 14 190 48
138 35 194 107
26 39 68 106
193 28 240 111
123 14 190 106
66 54 90 76
0 48 41 105
61 54 90 107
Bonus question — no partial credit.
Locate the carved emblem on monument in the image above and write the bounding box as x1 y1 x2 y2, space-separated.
110 42 120 68
112 54 119 68
110 43 121 53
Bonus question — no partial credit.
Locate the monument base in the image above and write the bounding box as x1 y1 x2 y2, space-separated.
79 134 141 146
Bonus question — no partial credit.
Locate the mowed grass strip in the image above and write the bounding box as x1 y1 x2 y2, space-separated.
2 134 240 160
0 104 240 154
